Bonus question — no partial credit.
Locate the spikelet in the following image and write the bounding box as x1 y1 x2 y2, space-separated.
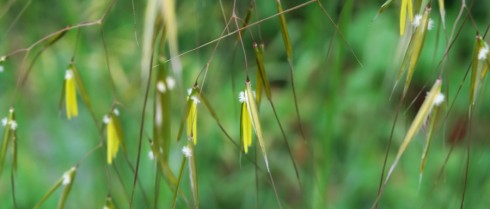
104 108 124 164
385 79 444 185
239 91 253 153
469 35 490 114
186 88 199 144
64 69 78 119
397 6 431 96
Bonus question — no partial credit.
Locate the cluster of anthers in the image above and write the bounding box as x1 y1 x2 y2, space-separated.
1 118 17 131
157 76 176 93
238 90 256 103
412 15 434 30
187 88 200 104
65 69 73 80
433 92 445 106
1 109 17 131
182 145 192 158
478 42 489 60
62 171 71 186
102 108 120 125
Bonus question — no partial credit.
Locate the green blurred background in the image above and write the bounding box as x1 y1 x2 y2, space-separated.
1 0 490 208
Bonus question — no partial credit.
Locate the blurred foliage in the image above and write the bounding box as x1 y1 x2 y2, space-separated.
1 0 490 208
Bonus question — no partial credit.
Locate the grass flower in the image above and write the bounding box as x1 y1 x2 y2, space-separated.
104 109 124 164
384 79 443 186
182 145 192 157
479 41 489 60
187 88 199 144
64 69 78 119
239 90 253 153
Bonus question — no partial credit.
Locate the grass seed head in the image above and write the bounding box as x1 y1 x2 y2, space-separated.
64 69 78 119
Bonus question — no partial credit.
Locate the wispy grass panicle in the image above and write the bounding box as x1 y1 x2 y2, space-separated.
103 108 125 165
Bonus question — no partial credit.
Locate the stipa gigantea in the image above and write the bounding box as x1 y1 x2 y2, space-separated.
103 108 125 165
0 108 18 177
59 64 94 120
373 80 445 208
243 80 283 208
34 166 77 209
177 86 200 144
469 35 490 114
374 79 444 206
239 90 254 153
396 5 432 97
64 68 78 119
243 80 270 171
